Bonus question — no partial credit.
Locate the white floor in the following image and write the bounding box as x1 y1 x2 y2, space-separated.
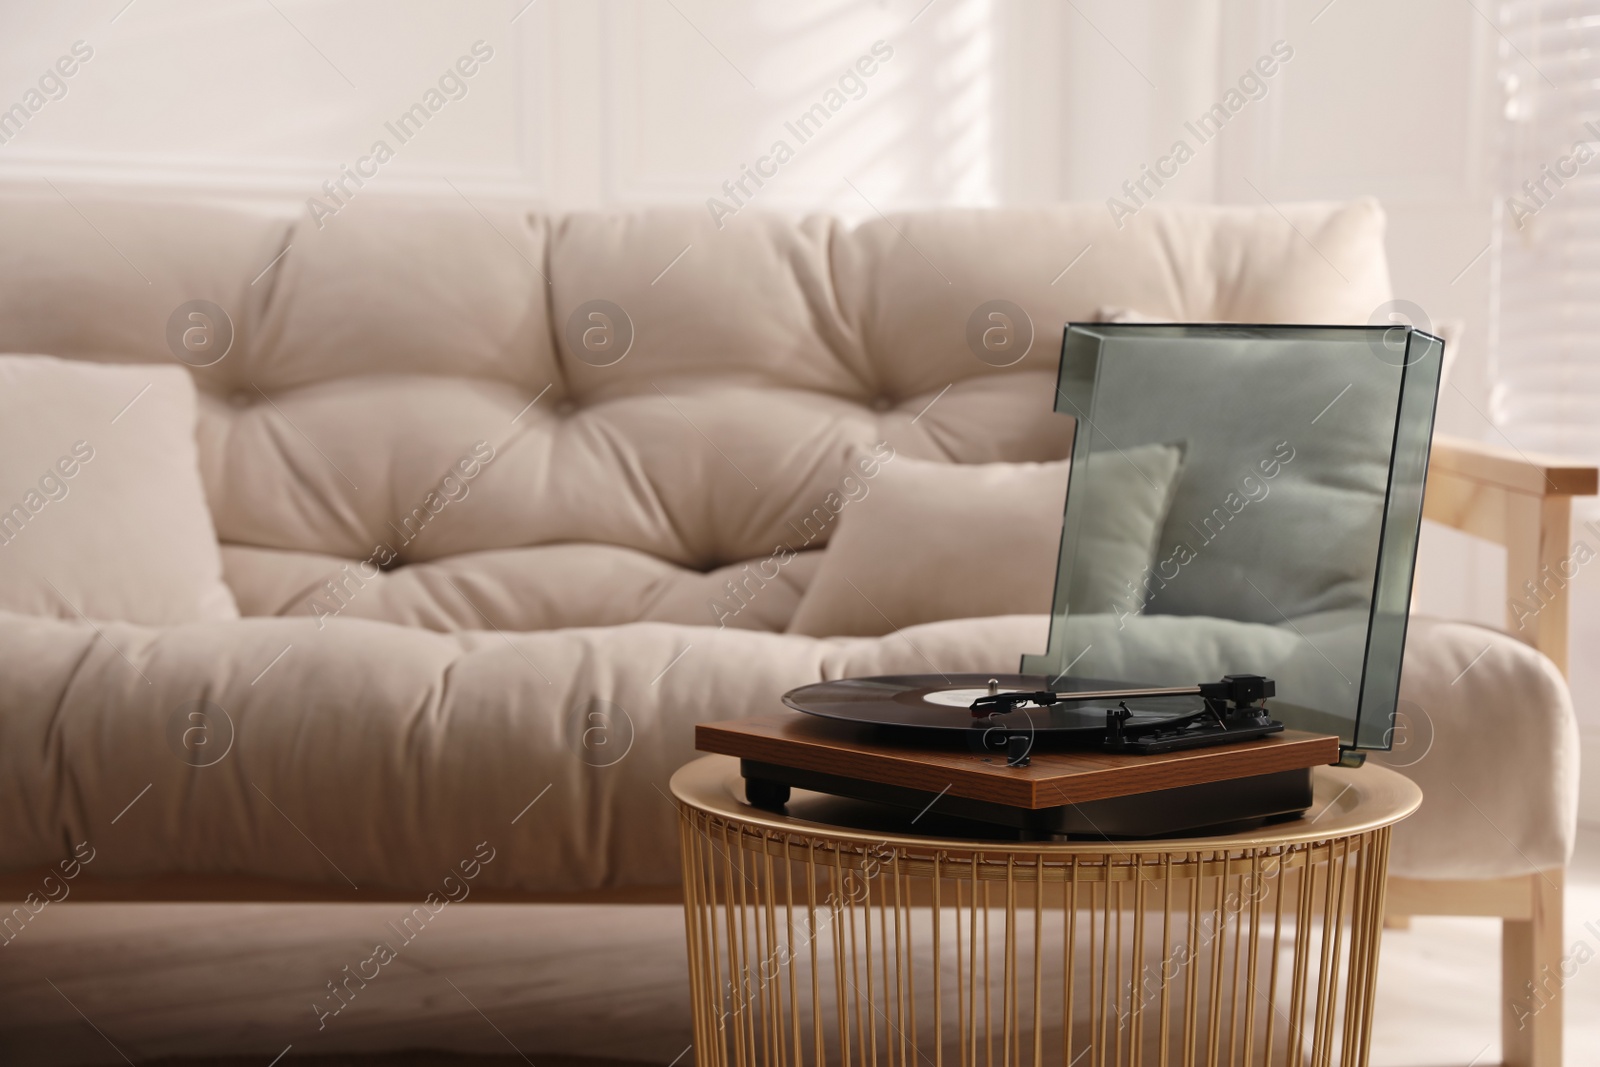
1369 825 1600 1066
2 830 1597 1066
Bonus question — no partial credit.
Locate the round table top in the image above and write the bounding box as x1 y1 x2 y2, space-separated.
670 754 1422 853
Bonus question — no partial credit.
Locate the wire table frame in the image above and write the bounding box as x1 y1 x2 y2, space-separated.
672 756 1420 1067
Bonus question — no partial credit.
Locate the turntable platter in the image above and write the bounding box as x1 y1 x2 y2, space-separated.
782 673 1200 737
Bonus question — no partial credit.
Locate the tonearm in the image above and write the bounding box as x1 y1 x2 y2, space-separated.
970 673 1275 717
971 673 1283 755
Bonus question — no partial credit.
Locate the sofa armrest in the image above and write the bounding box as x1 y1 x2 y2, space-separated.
1386 617 1579 879
1428 435 1597 497
1423 433 1599 676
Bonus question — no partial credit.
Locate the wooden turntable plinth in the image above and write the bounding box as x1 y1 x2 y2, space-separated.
696 713 1342 838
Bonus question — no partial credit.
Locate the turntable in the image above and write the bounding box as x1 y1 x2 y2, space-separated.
697 323 1444 838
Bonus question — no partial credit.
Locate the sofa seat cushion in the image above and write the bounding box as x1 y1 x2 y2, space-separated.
0 610 1052 894
220 542 825 633
0 608 1567 894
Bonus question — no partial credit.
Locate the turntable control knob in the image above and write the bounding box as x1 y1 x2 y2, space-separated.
987 678 1000 695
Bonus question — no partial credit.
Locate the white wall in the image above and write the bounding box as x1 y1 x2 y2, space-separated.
0 0 1002 211
3 0 1582 809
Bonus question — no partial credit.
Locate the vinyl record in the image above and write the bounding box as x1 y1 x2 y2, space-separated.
782 673 1202 737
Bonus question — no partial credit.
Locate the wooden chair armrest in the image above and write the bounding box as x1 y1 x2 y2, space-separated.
1428 434 1599 498
1422 434 1598 676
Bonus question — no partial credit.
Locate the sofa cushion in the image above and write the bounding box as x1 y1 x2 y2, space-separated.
787 453 1069 637
0 609 1054 893
550 210 865 402
0 355 236 625
220 542 826 633
0 608 1560 893
832 199 1392 401
0 196 1388 615
0 191 287 390
787 443 1183 637
252 197 558 394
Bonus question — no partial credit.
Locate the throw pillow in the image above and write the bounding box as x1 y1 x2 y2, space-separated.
786 443 1184 637
0 354 238 624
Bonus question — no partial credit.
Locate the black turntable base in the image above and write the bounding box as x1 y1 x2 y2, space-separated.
695 712 1342 840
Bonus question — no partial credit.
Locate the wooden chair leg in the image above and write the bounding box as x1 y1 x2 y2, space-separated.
1501 869 1564 1067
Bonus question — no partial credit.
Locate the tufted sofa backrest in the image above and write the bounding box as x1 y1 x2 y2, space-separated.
0 191 1391 632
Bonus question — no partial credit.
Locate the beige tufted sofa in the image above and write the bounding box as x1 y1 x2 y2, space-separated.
0 191 1584 1062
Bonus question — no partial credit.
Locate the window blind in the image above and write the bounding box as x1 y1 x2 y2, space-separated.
1492 0 1600 456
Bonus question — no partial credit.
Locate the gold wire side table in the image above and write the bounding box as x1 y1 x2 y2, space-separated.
672 755 1420 1067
